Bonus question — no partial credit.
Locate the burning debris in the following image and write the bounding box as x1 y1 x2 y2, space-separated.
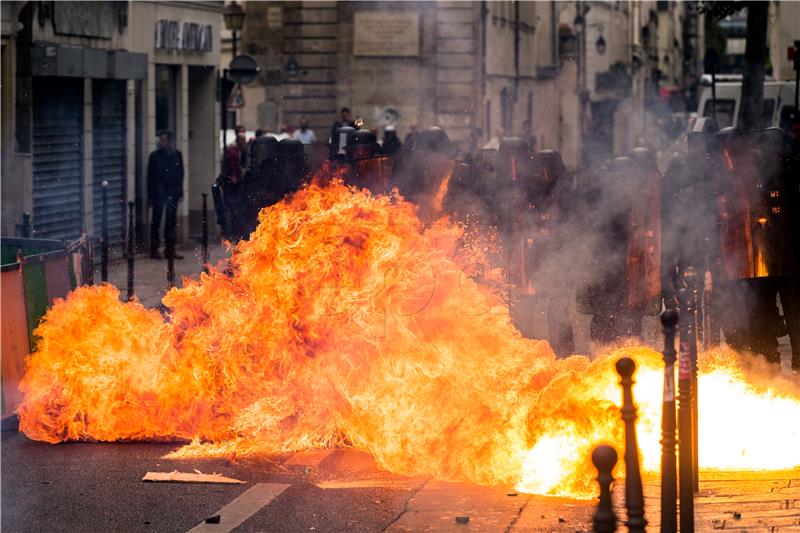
142 471 245 484
16 172 800 499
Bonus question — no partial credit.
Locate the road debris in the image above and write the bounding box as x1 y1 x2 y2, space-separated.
142 470 245 484
455 516 470 524
204 515 221 524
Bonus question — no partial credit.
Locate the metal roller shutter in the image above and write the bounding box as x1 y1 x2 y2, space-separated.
32 77 83 240
92 80 127 246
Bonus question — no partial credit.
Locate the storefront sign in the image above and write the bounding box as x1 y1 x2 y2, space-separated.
155 20 213 52
353 12 420 57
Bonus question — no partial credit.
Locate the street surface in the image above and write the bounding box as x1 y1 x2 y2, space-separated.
4 242 798 532
3 428 799 532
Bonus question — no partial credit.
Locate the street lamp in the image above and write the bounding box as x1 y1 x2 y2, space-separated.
573 13 586 35
596 35 607 55
223 1 245 58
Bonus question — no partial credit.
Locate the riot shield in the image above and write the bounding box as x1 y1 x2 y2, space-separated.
716 128 795 280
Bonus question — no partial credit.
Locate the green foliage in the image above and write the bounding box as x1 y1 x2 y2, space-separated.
699 1 746 21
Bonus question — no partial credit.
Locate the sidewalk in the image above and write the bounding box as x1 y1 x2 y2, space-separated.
97 242 229 308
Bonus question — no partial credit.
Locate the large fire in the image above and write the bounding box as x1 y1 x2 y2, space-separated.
17 172 800 499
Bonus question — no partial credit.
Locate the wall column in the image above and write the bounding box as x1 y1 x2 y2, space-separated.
125 79 136 203
178 63 190 243
83 78 94 234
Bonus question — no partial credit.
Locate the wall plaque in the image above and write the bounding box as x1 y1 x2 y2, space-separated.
353 12 420 57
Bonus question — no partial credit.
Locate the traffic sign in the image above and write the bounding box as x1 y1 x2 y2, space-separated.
227 83 244 110
228 54 260 85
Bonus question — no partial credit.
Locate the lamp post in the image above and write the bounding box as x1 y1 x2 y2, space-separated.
223 1 245 58
222 1 245 139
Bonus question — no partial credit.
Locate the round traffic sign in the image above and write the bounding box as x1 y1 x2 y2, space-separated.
228 54 261 85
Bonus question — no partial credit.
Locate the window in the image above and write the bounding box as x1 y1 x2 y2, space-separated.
155 64 178 137
500 87 512 133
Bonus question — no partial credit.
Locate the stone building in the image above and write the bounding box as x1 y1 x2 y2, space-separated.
229 1 695 172
1 1 221 244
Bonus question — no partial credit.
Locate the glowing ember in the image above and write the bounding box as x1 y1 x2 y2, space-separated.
17 173 800 499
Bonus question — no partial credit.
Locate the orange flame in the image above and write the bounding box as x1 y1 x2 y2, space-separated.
17 175 800 499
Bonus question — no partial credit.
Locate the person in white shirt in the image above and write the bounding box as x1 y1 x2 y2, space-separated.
292 116 317 144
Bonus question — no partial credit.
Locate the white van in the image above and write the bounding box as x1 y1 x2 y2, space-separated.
696 75 797 129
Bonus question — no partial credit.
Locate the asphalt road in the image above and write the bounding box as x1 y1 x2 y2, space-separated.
1 429 417 533
5 427 799 532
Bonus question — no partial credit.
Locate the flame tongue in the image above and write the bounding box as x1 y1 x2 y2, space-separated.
17 176 800 499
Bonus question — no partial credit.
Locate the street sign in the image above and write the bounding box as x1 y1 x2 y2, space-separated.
227 83 244 110
228 54 260 85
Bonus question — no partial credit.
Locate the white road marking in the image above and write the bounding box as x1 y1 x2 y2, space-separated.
186 483 290 533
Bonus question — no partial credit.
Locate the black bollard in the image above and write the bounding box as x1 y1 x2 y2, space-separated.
684 266 700 492
201 192 209 272
101 180 109 282
615 357 646 533
592 445 618 533
702 237 717 347
677 286 695 533
126 201 135 301
20 212 32 237
660 308 679 533
81 225 94 286
167 255 175 288
165 195 176 288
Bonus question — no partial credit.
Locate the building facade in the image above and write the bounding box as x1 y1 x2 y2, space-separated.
1 1 221 245
229 1 695 172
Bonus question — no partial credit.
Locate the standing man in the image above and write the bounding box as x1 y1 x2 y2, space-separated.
381 125 402 154
147 131 184 260
330 107 356 141
293 116 317 144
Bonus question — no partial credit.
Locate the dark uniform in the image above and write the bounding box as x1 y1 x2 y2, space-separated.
713 127 798 365
578 150 661 344
147 144 184 258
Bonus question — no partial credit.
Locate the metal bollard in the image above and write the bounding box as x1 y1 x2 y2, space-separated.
677 286 696 533
684 266 700 492
126 201 135 301
101 181 109 282
660 308 679 533
702 237 717 347
167 255 175 288
20 212 32 238
202 192 209 272
615 357 646 533
81 225 94 286
592 445 618 533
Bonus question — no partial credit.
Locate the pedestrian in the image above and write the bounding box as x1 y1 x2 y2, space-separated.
462 127 482 162
255 128 266 138
381 125 402 154
330 107 356 140
403 124 419 148
224 125 248 185
292 116 317 144
147 131 184 260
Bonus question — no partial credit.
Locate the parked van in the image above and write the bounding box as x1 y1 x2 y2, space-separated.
696 74 797 129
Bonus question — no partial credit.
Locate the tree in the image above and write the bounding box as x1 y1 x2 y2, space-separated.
701 1 769 130
739 3 768 130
